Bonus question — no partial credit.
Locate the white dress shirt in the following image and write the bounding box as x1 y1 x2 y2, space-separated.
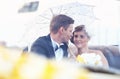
51 37 64 61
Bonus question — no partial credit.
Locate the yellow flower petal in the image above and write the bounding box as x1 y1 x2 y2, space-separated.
76 55 85 63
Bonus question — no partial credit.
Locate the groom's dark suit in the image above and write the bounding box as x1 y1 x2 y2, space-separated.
31 34 68 59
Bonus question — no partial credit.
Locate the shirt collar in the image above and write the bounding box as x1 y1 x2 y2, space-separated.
50 36 64 49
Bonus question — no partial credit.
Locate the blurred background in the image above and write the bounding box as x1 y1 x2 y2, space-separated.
0 0 120 49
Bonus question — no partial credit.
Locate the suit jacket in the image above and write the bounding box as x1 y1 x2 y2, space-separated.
31 34 68 59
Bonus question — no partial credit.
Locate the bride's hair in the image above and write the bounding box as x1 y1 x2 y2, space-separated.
70 25 90 43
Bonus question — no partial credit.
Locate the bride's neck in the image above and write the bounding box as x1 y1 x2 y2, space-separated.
78 47 89 54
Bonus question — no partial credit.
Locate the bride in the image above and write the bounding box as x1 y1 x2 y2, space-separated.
68 25 109 68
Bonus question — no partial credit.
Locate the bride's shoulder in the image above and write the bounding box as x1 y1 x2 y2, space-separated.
89 49 103 55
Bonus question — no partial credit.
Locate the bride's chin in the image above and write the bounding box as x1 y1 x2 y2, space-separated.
77 45 82 48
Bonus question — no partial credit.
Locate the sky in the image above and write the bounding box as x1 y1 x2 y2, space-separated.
0 0 120 47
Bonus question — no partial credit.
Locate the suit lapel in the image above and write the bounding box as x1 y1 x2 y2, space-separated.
46 34 55 58
46 34 68 58
61 43 68 57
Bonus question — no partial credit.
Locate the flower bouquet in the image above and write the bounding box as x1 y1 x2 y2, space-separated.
76 53 103 67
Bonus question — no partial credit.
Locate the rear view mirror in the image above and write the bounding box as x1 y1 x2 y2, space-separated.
18 1 39 13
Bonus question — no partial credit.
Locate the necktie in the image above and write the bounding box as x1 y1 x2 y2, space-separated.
55 45 58 51
55 44 67 57
55 45 64 51
60 45 64 49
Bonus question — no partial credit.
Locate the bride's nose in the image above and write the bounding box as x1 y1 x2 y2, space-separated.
75 36 82 42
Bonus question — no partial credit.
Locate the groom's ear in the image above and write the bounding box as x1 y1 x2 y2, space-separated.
59 26 65 34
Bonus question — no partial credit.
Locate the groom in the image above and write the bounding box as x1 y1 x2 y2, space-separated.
30 14 74 60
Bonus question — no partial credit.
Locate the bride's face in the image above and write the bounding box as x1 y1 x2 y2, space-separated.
73 31 89 48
